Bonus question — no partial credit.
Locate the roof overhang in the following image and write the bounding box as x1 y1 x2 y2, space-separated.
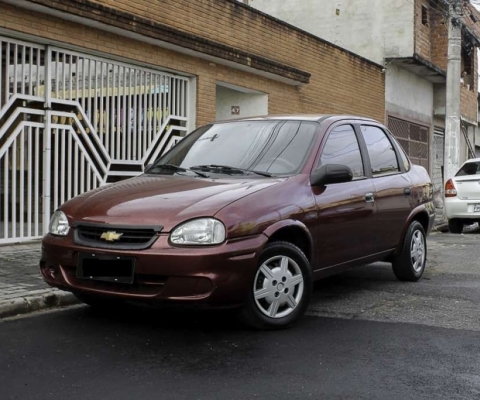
385 53 446 84
1 0 311 86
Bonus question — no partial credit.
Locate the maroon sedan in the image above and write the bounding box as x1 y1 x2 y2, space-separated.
41 115 435 329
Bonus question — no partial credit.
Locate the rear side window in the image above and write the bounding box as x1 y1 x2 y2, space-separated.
318 124 365 178
360 125 400 176
456 161 480 176
389 135 411 171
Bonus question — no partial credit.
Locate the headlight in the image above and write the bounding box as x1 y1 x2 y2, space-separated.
170 218 225 245
49 211 70 236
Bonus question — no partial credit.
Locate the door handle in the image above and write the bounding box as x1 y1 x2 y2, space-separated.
365 193 375 203
404 187 411 196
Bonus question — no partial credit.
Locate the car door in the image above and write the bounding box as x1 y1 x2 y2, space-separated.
312 123 377 269
356 124 413 253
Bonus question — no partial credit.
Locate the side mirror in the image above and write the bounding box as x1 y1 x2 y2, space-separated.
310 164 353 187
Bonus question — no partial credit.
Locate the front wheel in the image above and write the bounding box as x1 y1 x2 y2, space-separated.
392 221 427 282
238 241 312 330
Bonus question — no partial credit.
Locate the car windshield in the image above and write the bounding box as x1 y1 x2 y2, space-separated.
150 120 318 176
456 161 480 176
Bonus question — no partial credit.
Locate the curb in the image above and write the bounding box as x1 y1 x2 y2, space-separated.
0 290 79 319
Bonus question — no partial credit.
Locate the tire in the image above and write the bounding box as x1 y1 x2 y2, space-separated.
238 241 312 330
74 292 124 311
448 219 464 234
392 221 427 282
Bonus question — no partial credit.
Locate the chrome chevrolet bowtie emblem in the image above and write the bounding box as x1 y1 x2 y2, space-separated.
100 231 123 242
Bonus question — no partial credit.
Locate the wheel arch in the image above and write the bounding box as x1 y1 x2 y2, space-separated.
263 220 313 263
395 208 430 255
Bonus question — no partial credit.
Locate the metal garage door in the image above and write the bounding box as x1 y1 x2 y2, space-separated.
387 116 430 170
432 129 445 196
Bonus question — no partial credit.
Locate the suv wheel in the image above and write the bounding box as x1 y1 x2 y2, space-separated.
392 221 426 282
448 218 464 234
238 241 312 330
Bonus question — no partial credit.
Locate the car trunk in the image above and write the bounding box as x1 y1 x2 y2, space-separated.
453 176 480 200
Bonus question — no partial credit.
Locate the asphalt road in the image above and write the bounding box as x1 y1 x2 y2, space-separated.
2 227 480 400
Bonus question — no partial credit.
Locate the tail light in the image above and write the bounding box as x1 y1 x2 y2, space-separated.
445 179 457 197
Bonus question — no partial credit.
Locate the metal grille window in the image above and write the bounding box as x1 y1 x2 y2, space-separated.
0 36 193 244
387 116 429 170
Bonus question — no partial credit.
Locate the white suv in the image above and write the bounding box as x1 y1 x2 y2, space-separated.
444 158 480 233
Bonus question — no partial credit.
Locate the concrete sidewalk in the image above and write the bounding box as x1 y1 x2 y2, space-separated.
0 242 77 318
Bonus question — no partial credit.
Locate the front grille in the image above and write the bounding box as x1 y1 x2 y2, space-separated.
73 223 163 250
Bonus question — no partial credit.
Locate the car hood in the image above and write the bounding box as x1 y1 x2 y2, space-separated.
61 174 283 231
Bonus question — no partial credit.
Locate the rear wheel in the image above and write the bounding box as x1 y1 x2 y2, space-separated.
448 218 464 234
392 221 426 282
238 241 312 330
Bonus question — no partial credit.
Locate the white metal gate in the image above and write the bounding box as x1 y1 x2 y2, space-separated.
0 36 192 244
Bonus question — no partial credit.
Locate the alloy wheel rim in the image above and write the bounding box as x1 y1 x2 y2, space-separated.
410 230 426 273
253 255 304 319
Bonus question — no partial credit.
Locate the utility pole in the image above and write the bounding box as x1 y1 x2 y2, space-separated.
444 0 463 186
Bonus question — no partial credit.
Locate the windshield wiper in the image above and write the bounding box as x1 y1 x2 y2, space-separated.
147 163 209 178
190 164 273 177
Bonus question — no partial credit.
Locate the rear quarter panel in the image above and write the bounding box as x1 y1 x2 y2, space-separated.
403 164 435 239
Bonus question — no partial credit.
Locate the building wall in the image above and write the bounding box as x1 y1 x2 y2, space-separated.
385 65 433 125
0 1 385 126
414 0 432 61
429 4 448 70
249 0 415 64
385 65 433 172
414 0 478 124
461 85 478 124
215 86 268 121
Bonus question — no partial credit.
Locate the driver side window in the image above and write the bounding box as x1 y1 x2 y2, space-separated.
318 124 365 179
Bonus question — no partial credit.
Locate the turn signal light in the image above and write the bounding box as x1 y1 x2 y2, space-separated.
445 179 457 197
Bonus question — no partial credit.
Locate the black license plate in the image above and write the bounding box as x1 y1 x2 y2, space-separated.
77 253 135 284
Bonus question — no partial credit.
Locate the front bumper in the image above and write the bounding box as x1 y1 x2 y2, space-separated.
40 233 268 307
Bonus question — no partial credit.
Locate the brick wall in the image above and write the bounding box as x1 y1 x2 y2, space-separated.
415 0 478 123
429 5 448 70
414 0 432 61
0 0 385 125
461 82 478 123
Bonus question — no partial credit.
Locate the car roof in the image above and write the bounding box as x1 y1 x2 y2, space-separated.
463 158 480 163
213 114 380 124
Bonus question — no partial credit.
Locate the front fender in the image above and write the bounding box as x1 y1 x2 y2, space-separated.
262 219 314 261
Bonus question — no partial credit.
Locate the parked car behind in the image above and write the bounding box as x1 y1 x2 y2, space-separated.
445 158 480 233
41 115 435 329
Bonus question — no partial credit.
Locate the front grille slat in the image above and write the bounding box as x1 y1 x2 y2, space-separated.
73 223 163 250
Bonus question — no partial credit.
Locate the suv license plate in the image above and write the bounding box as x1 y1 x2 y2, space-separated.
77 253 135 284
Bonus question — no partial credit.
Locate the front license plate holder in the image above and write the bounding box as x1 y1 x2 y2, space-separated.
77 253 135 284
474 205 480 212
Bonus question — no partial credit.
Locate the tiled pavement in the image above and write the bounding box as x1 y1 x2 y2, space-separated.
0 242 77 318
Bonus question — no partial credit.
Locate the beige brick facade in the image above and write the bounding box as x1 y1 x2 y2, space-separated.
0 0 385 126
